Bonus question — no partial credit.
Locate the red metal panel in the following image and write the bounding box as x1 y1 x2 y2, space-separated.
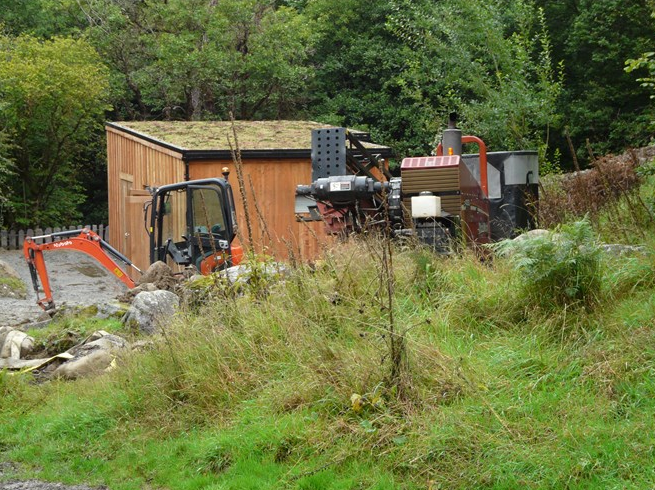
401 155 460 170
459 161 491 245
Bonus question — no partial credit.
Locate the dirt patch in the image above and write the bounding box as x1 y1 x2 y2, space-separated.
71 263 107 278
0 461 108 489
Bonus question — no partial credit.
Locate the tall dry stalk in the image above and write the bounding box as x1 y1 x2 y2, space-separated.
227 113 253 248
379 193 408 399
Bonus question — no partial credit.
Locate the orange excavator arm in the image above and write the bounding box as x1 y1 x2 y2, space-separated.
23 228 141 312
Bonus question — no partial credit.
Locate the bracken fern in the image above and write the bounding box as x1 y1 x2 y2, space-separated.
493 219 604 308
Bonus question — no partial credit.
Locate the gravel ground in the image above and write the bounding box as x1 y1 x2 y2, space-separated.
0 481 107 490
0 249 129 328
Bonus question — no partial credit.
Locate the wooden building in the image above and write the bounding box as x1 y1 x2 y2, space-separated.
106 120 392 273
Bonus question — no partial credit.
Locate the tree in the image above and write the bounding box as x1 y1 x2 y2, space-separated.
626 51 655 128
304 0 437 158
387 0 563 152
537 0 655 163
0 0 86 38
0 34 111 227
625 3 655 130
0 129 15 227
305 0 562 160
80 0 313 120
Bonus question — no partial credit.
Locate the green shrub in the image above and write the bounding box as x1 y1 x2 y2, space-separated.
493 219 604 308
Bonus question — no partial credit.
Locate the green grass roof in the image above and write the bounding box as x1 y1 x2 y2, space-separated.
112 120 388 152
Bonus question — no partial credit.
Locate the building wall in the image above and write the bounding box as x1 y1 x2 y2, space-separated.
106 126 185 273
189 159 329 261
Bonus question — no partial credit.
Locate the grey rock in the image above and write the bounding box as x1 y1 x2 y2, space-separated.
0 327 34 359
511 229 549 241
68 331 128 357
94 301 129 320
51 349 114 380
122 290 179 334
601 243 646 256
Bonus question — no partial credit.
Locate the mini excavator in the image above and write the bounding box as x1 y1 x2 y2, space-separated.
24 177 242 312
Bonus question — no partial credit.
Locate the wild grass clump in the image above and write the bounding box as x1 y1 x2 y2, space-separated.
104 238 506 440
493 219 604 309
409 247 522 331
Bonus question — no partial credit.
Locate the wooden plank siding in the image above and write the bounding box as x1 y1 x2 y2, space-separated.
189 159 329 261
106 126 185 272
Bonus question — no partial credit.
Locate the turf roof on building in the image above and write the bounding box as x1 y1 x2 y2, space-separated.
110 120 390 153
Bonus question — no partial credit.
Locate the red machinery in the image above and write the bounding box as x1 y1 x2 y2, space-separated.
23 228 140 312
295 114 539 251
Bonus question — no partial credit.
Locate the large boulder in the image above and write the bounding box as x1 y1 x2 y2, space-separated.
51 330 128 380
122 290 179 334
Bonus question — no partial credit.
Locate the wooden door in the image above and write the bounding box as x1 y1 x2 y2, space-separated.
119 174 133 257
127 191 153 274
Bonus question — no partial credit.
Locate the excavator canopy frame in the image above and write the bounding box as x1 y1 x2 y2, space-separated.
148 178 239 273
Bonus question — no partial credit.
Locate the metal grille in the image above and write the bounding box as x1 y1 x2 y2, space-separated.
311 128 346 180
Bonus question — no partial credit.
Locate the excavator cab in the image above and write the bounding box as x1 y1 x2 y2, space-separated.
149 178 241 274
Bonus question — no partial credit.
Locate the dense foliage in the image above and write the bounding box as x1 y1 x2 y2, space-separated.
0 34 111 226
493 220 604 308
0 0 653 227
